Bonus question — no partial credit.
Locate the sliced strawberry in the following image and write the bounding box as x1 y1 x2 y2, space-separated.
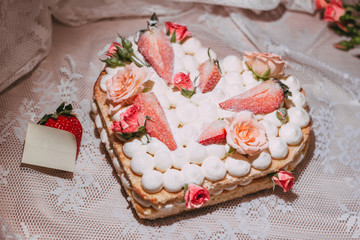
219 79 286 114
38 102 82 157
138 28 174 84
197 120 226 145
198 60 221 93
134 92 177 151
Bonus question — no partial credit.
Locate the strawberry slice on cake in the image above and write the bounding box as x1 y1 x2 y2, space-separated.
197 120 226 146
219 79 291 114
198 58 222 93
134 92 177 151
138 13 174 85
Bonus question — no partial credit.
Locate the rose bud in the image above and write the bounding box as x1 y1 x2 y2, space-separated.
184 183 210 209
244 52 286 79
272 170 295 192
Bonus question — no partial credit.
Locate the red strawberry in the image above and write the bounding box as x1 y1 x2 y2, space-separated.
198 60 221 93
197 120 226 145
134 92 177 151
38 102 83 157
219 79 288 114
138 28 174 84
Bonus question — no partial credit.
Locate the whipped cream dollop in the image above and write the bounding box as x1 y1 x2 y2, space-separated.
163 169 184 192
186 141 207 164
225 153 251 177
176 102 199 125
268 137 288 159
147 138 168 155
141 170 163 193
282 76 301 92
130 154 154 175
288 107 310 128
248 150 272 170
195 47 216 64
285 91 306 108
205 144 227 160
154 151 172 172
132 190 152 207
123 139 147 158
224 184 238 191
239 179 253 186
181 164 205 185
259 119 279 137
279 123 303 145
171 147 190 169
202 157 227 181
182 37 202 54
222 55 243 73
120 173 132 189
263 111 283 127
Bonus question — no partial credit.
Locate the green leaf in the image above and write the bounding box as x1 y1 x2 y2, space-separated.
181 88 196 98
117 132 134 140
170 29 177 43
214 59 222 74
261 68 271 78
64 104 73 111
120 36 132 50
150 12 159 22
101 57 125 68
148 13 159 27
56 102 65 114
225 146 236 158
142 87 151 93
184 184 188 192
275 79 292 98
137 126 145 133
37 114 51 125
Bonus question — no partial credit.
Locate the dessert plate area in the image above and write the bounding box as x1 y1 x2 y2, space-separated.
0 3 359 240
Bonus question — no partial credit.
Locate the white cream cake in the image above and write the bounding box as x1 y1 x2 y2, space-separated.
91 14 311 219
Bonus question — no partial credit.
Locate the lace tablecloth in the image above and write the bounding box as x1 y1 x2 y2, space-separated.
1 3 360 239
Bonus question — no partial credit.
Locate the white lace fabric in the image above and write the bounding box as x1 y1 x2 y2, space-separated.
1 1 360 239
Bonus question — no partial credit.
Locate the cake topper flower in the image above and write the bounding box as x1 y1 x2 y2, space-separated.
272 170 295 192
165 22 192 43
244 52 286 80
184 183 210 209
106 63 150 114
173 72 196 98
111 104 150 141
225 111 268 156
316 0 360 51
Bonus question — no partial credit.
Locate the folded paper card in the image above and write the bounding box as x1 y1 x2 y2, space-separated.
22 123 77 172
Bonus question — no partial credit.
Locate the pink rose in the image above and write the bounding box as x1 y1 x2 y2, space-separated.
315 0 329 10
165 22 192 42
244 52 286 79
106 42 121 57
111 105 145 134
225 111 268 156
324 0 345 22
184 184 210 209
272 170 295 192
173 72 195 91
106 63 150 114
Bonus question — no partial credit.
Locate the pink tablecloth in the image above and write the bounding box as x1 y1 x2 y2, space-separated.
1 3 360 239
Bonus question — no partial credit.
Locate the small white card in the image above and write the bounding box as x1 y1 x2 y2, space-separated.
22 123 77 172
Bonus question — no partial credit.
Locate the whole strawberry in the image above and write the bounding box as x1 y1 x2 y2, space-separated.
38 102 83 157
